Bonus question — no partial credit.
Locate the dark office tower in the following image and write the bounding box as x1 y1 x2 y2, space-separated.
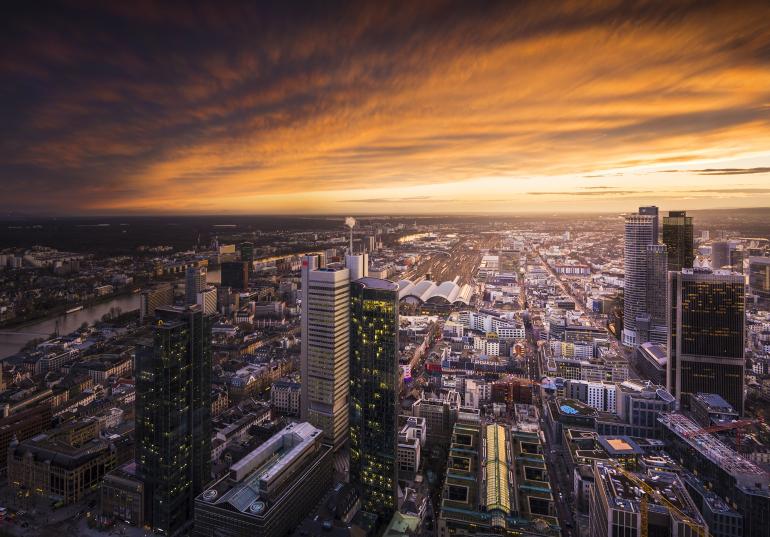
644 245 668 344
136 306 212 537
240 241 254 264
186 266 207 306
749 257 770 301
349 277 399 521
662 210 694 272
667 269 745 414
639 205 659 243
220 261 249 291
623 212 656 347
711 241 731 270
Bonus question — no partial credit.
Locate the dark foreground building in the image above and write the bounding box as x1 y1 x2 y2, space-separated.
667 269 745 414
136 305 212 537
193 422 332 537
349 277 400 521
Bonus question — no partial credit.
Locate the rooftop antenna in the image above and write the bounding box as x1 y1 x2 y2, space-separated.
345 217 356 254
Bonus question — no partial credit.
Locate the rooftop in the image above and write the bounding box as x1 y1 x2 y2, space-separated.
659 413 769 484
198 422 326 517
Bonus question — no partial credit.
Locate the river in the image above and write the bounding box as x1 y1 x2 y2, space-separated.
0 268 220 359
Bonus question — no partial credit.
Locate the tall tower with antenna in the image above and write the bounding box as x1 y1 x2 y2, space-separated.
345 217 356 254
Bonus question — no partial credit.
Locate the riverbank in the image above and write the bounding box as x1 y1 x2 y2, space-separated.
0 287 140 332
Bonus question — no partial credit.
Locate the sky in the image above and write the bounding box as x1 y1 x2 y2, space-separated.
2 0 770 216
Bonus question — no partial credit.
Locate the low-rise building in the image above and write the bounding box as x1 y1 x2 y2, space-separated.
194 422 333 537
397 417 426 478
8 418 118 504
589 462 707 537
100 460 145 526
270 379 300 416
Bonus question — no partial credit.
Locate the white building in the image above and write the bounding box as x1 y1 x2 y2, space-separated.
397 416 426 476
197 286 217 315
271 379 301 416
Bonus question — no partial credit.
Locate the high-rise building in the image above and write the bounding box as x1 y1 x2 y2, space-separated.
186 266 207 306
139 283 174 323
136 306 212 537
644 244 668 344
667 269 745 414
622 211 656 347
220 261 249 290
662 210 694 272
196 286 217 315
749 256 770 301
349 277 399 520
240 241 254 264
300 255 351 450
711 241 731 270
638 205 659 243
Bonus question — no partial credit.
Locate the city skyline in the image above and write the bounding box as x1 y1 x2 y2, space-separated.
3 1 770 215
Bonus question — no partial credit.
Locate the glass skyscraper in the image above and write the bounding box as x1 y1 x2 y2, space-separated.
667 269 745 414
136 305 212 536
662 210 694 272
349 277 399 521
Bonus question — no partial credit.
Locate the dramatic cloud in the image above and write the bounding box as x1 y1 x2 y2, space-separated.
662 167 770 175
2 0 770 214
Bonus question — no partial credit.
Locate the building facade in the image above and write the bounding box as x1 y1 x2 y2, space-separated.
349 277 400 520
749 256 770 301
8 418 117 505
136 306 212 537
186 266 207 306
623 211 657 347
139 283 174 323
667 269 745 414
193 422 332 537
662 210 694 272
221 261 249 291
300 255 351 450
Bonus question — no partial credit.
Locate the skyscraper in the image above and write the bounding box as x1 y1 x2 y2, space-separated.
667 269 745 414
349 277 399 520
644 244 668 344
220 260 249 290
622 211 656 347
711 241 731 270
662 210 694 272
638 205 659 243
136 306 212 536
240 241 254 264
186 266 207 306
300 255 351 450
749 256 770 301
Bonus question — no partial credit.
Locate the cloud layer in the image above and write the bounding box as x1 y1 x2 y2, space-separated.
2 0 770 214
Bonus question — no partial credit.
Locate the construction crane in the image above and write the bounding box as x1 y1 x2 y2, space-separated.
683 419 759 447
610 462 709 537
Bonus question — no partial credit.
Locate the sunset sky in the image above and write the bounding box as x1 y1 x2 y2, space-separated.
2 1 770 215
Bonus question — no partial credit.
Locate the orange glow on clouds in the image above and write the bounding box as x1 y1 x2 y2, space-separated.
2 1 770 214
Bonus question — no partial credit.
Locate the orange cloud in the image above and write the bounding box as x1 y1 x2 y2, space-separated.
2 1 770 214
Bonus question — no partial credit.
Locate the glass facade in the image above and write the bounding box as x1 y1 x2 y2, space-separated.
136 306 212 537
662 211 694 272
668 271 745 413
349 278 399 521
748 257 770 300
